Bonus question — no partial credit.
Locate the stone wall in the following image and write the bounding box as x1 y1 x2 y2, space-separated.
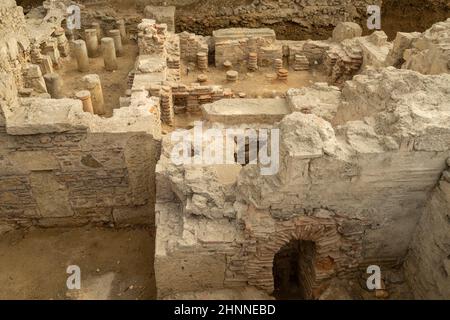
143 0 383 39
404 163 450 299
0 73 162 232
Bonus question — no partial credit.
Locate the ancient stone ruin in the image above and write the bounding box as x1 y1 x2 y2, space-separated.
0 0 449 300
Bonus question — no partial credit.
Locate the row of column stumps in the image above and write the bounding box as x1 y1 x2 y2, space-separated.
73 36 121 73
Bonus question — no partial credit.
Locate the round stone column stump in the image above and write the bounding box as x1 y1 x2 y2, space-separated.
226 70 238 82
116 19 127 43
277 68 288 81
85 29 99 58
197 52 208 71
197 74 208 83
248 52 258 71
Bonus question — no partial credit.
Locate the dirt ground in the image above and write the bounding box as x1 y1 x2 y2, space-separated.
0 227 156 300
59 42 138 117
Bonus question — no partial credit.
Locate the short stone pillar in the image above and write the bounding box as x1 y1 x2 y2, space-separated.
44 73 64 99
108 29 124 57
116 19 127 43
197 74 208 83
226 70 238 82
274 58 283 70
76 90 94 114
91 22 103 43
85 29 99 58
82 74 105 115
101 37 118 71
73 40 90 72
160 86 174 126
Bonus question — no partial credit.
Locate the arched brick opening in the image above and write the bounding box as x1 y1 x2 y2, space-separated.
244 217 342 295
273 239 316 300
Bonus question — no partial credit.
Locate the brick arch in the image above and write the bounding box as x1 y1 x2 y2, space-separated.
244 216 342 293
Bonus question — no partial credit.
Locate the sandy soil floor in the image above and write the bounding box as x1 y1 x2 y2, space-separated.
0 227 156 300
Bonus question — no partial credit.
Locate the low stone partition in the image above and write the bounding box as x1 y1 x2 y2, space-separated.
201 98 290 124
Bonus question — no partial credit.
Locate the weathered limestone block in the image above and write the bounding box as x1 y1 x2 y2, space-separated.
138 19 169 57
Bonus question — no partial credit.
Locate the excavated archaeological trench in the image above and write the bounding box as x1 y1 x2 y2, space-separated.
0 0 448 300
